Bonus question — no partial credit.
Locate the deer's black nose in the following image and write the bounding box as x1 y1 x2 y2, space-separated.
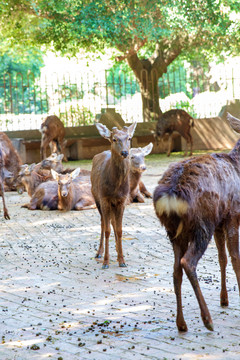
121 151 128 158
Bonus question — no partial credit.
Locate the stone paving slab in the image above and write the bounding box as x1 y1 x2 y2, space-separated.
0 156 240 359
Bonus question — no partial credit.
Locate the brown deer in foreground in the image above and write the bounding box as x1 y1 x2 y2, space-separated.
40 115 67 161
155 109 194 157
129 143 153 203
0 131 22 191
0 148 10 219
91 122 137 269
153 112 240 332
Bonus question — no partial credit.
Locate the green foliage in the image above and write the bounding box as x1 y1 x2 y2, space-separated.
0 0 240 60
57 102 95 126
0 49 44 78
175 100 198 119
106 62 139 99
0 46 46 115
0 0 240 121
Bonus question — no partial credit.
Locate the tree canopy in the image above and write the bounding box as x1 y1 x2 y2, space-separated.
1 0 240 120
1 1 239 58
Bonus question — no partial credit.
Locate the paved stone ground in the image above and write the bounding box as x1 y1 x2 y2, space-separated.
1 154 240 360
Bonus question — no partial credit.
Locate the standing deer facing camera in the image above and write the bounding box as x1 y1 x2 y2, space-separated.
153 112 240 332
91 122 137 269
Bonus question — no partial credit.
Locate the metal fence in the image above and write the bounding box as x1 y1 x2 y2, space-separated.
0 63 239 131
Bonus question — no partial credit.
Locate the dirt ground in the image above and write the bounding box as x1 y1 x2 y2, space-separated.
1 151 240 360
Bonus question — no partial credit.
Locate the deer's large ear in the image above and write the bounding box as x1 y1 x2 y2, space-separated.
227 113 240 134
57 154 64 161
51 169 59 181
127 122 137 138
142 142 153 156
95 123 111 141
29 163 36 172
71 167 80 179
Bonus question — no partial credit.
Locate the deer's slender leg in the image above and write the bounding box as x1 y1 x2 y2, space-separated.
226 221 240 294
181 237 213 331
101 203 111 269
214 227 228 306
172 242 187 331
167 134 173 157
111 204 126 267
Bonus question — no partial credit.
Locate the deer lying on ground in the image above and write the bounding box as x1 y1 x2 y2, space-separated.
22 180 58 210
17 163 52 197
0 148 10 219
22 168 95 211
91 122 137 268
40 152 91 178
40 115 67 162
155 109 194 157
128 143 153 203
51 168 96 211
0 131 23 191
153 112 240 332
17 152 91 196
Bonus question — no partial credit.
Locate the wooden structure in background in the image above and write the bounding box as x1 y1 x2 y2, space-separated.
5 117 239 164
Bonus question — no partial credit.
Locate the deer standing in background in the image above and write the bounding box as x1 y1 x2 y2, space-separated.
129 142 153 203
40 115 67 161
155 109 194 157
153 112 240 332
0 148 10 219
91 122 137 269
0 131 22 191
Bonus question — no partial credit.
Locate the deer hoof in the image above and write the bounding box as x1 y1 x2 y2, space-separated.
177 317 188 332
102 264 109 269
119 263 127 268
177 322 188 332
95 254 102 259
204 320 214 331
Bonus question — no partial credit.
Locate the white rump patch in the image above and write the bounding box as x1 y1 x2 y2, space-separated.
155 194 188 217
40 125 47 134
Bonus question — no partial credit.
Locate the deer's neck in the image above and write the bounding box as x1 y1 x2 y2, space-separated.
230 139 240 164
109 151 130 186
129 170 141 192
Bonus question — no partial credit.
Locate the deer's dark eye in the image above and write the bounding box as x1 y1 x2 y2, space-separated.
113 138 117 142
128 137 132 141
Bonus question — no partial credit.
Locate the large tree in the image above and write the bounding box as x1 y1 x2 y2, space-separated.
1 0 240 121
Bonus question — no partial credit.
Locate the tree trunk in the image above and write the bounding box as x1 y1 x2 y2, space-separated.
127 55 163 122
126 40 184 122
140 64 162 122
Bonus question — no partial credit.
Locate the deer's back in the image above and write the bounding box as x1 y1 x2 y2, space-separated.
72 179 92 202
41 115 65 139
156 109 193 136
154 153 240 234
